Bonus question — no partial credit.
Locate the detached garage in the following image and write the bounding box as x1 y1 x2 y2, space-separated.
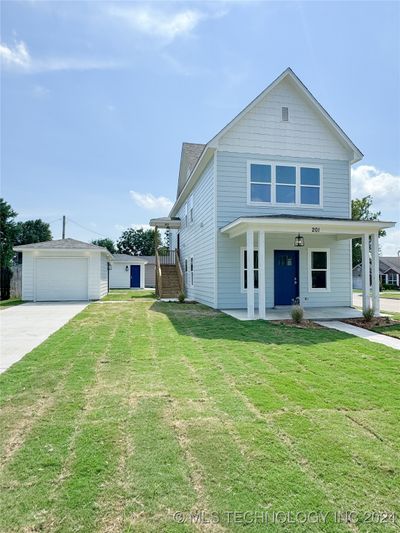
14 239 113 301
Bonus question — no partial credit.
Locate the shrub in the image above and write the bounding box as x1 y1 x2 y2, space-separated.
363 307 374 322
178 292 185 304
291 305 304 324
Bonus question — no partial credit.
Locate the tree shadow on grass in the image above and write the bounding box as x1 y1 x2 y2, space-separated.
150 301 358 348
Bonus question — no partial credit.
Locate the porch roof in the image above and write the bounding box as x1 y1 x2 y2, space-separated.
220 215 395 239
149 217 181 229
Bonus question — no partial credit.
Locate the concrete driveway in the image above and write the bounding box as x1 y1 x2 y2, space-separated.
0 302 88 374
352 293 400 314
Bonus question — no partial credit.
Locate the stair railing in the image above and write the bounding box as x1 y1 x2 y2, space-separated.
155 248 162 298
175 248 184 294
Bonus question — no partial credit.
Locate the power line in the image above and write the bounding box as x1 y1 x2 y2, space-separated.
67 217 110 239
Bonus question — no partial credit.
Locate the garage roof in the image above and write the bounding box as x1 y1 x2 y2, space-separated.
14 238 109 252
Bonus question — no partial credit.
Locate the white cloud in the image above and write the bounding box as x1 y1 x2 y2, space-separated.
0 40 30 68
351 165 400 257
351 165 400 220
0 39 120 73
130 191 173 214
107 5 205 41
380 229 400 256
33 84 50 97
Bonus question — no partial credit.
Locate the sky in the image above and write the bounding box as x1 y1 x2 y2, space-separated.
1 0 399 254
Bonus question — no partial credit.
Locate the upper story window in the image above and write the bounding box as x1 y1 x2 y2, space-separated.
189 195 194 224
183 203 188 227
282 107 289 121
250 164 271 203
248 162 322 207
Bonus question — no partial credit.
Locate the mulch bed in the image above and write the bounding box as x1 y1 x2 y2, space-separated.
270 319 324 329
342 316 400 331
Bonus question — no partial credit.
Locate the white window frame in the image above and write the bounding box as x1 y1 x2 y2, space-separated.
189 195 194 224
184 258 189 287
247 160 323 208
308 248 331 292
183 203 188 228
240 246 259 293
387 272 397 285
190 256 194 287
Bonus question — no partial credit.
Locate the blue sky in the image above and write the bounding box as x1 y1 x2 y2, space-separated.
1 1 399 253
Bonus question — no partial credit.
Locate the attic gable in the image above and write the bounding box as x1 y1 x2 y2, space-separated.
176 142 205 198
210 68 362 163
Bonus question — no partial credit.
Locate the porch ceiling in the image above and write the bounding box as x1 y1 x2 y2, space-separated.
149 217 181 229
220 216 395 239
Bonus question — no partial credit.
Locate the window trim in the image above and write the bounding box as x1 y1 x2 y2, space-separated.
184 258 189 287
247 160 323 208
387 272 397 285
190 256 194 287
240 246 259 293
189 195 194 224
308 248 331 292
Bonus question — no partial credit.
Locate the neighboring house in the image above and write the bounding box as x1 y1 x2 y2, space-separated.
151 68 394 317
13 239 112 302
110 254 156 289
353 257 400 289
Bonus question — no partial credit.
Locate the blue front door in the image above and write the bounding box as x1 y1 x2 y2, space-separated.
130 265 141 288
274 250 299 305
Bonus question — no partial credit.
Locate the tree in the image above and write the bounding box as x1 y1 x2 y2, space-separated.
0 199 17 300
91 238 116 254
116 228 160 256
351 195 385 267
14 219 52 246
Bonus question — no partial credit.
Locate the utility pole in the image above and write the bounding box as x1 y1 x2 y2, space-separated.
62 216 66 239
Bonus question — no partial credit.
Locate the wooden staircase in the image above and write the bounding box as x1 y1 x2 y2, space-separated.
156 249 184 299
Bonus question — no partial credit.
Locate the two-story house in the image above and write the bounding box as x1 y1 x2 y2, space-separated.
151 68 394 319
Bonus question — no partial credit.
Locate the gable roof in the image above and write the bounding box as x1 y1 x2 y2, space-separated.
207 67 363 162
171 67 363 215
380 256 400 274
176 143 206 198
14 238 109 252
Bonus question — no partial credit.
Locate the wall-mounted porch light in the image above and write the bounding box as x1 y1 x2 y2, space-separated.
294 233 305 247
125 265 129 272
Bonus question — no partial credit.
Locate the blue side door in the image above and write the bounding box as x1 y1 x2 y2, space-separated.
130 265 141 288
274 251 299 305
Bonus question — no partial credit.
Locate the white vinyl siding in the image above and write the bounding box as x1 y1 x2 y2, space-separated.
218 76 352 161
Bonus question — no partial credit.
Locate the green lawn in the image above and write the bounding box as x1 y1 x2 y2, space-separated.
102 288 156 300
353 289 400 300
1 302 399 532
371 323 400 339
0 298 22 310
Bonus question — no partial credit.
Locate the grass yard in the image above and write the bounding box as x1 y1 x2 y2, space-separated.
380 292 400 300
102 289 156 301
0 298 22 310
1 301 399 532
371 323 400 339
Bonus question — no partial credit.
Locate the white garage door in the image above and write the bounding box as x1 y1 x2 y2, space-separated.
35 257 88 301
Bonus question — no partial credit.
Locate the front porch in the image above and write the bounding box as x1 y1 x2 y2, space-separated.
220 215 394 320
222 306 363 321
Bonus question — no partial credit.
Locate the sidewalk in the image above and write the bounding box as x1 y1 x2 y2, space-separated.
315 320 400 351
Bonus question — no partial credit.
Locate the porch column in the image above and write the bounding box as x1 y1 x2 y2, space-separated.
258 231 266 319
361 233 370 312
247 230 255 319
371 233 380 316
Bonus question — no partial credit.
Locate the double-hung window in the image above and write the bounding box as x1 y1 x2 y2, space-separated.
301 167 321 205
242 248 259 291
184 258 188 286
249 164 271 203
387 272 397 285
190 256 194 287
309 249 330 291
189 196 194 224
276 165 296 203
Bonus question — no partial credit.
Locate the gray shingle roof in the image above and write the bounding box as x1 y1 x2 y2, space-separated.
176 142 206 198
112 254 155 264
14 238 108 251
380 257 400 274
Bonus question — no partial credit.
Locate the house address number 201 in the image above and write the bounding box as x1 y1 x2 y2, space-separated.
311 227 320 232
